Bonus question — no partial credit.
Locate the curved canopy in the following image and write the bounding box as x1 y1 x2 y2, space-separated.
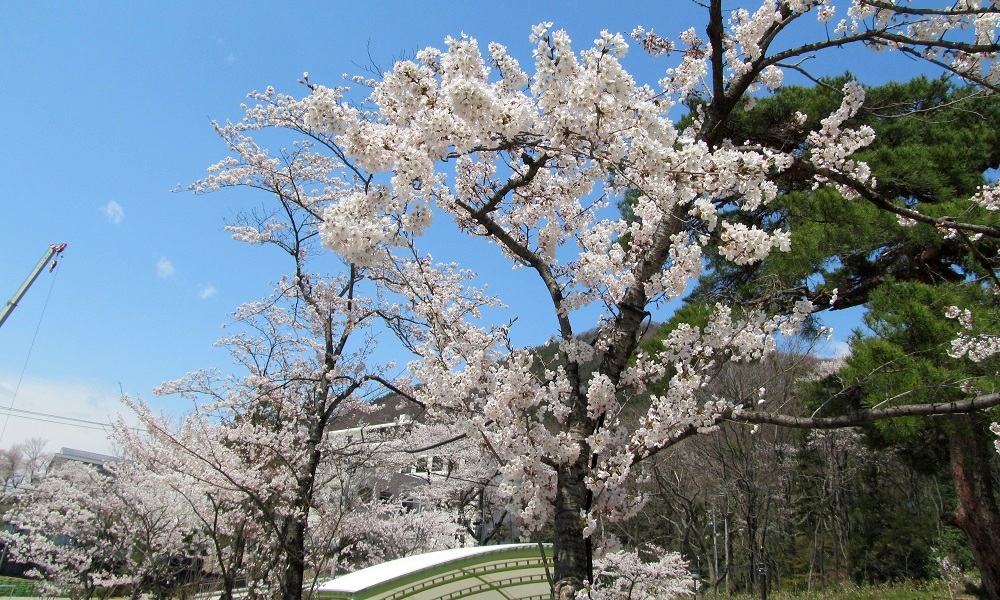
317 543 554 600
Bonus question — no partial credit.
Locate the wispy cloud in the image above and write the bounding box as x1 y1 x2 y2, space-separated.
103 200 124 224
217 37 236 65
156 257 176 279
0 374 133 456
818 339 852 359
198 284 217 300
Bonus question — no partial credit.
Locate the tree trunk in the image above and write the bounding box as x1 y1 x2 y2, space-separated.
279 515 308 600
553 460 591 599
943 416 1000 600
217 520 245 600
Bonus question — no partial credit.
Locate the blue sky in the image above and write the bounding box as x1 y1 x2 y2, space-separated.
0 2 933 455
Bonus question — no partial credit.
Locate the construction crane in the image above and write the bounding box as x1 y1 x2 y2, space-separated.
0 243 68 330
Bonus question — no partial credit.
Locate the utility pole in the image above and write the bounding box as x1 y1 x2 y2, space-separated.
0 243 67 330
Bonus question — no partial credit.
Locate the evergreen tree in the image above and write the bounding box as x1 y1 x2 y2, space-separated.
681 76 1000 313
834 282 1000 593
660 77 1000 592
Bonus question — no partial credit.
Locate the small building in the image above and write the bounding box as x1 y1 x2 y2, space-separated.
48 447 120 473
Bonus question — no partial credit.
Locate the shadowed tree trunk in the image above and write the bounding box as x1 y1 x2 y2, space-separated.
280 518 307 600
943 416 1000 600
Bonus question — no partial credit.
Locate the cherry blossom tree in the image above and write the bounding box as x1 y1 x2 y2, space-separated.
114 423 257 600
118 414 473 599
585 543 694 599
2 460 201 600
120 280 401 600
198 2 1000 597
0 439 48 494
120 127 444 599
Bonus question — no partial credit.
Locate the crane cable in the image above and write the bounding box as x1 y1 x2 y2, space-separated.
0 254 65 449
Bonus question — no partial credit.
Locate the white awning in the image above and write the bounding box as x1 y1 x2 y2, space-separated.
317 543 554 599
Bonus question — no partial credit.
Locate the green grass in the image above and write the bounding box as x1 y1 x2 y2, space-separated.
722 578 975 600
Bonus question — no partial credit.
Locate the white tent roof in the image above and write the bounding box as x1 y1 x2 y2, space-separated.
317 543 553 600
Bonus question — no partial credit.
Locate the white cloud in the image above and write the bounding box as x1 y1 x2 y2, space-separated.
818 339 852 359
103 200 124 224
198 284 217 300
225 53 237 64
157 257 176 279
830 340 852 358
0 374 135 456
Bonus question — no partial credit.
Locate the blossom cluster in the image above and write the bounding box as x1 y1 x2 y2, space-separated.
945 305 1000 362
971 183 1000 212
805 81 876 197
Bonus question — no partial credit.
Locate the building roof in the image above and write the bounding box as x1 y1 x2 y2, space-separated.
50 447 120 467
317 543 554 600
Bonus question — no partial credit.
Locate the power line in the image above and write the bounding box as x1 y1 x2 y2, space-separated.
0 407 112 432
0 406 150 442
0 405 111 428
0 413 108 432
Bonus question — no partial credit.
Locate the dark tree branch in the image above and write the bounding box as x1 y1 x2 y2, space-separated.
732 392 1000 429
805 164 1000 238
